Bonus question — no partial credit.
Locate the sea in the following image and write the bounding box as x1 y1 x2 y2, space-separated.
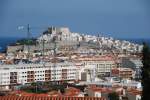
0 37 150 52
0 37 20 52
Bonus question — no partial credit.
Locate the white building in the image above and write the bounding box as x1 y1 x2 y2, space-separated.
121 57 143 79
0 62 78 90
73 55 116 77
80 65 96 82
37 27 83 43
86 86 111 99
127 89 141 100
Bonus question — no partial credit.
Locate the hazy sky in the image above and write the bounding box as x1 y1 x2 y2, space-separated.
0 0 150 38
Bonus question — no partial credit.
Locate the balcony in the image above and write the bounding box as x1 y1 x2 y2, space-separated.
10 80 17 83
62 69 67 72
27 79 34 82
10 76 17 79
45 78 51 81
27 71 34 74
45 74 51 77
10 72 17 76
27 75 34 79
45 70 51 73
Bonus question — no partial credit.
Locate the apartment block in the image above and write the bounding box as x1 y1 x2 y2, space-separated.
0 62 78 89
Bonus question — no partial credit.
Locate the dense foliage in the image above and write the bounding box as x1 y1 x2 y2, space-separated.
16 38 37 45
20 82 66 94
108 92 119 100
20 82 87 94
141 43 150 100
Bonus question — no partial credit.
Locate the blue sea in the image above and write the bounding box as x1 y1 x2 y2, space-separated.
0 37 20 52
0 37 150 52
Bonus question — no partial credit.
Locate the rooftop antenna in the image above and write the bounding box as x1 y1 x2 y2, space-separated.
27 24 31 59
87 69 92 82
41 35 45 66
46 26 58 84
17 24 32 59
53 35 57 83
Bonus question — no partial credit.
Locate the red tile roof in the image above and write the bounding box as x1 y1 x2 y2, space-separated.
47 91 62 96
0 96 106 100
64 87 81 96
127 88 142 96
88 87 112 93
74 55 115 61
11 90 62 97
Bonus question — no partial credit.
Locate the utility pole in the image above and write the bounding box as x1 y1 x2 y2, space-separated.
27 24 30 40
27 24 31 60
53 36 57 84
42 35 45 65
88 69 92 82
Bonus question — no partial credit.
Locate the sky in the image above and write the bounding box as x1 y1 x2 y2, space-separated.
0 0 150 39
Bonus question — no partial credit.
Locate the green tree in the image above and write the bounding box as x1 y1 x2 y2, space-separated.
142 43 150 100
31 82 36 86
108 92 119 100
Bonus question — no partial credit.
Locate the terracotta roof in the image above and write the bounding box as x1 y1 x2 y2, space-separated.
74 55 115 61
11 91 61 97
127 88 142 96
88 87 112 93
0 96 106 100
47 91 62 96
64 87 81 96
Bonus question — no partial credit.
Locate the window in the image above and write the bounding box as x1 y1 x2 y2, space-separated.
96 93 99 97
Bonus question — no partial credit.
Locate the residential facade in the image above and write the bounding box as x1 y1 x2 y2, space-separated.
0 62 78 89
121 57 143 79
111 68 135 79
73 55 116 77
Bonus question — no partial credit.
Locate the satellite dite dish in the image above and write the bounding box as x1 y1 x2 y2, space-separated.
17 26 25 30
